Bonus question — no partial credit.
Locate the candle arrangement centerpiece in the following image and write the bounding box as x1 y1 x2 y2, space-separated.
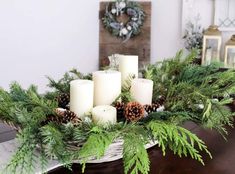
1 51 235 174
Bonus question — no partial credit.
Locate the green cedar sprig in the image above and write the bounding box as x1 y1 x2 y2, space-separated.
147 121 212 165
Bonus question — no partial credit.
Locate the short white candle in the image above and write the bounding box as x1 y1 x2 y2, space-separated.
93 70 121 106
92 105 117 125
118 55 138 85
70 80 94 119
130 78 153 105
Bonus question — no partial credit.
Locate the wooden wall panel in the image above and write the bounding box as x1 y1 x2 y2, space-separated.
99 1 152 68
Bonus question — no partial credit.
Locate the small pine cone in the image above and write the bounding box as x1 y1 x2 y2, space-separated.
57 93 70 109
124 102 145 122
56 108 81 125
114 102 126 118
42 114 61 125
43 109 81 125
155 95 166 106
144 103 161 114
63 110 82 125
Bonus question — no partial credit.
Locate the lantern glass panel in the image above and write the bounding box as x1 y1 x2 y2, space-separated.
227 48 235 68
204 39 220 65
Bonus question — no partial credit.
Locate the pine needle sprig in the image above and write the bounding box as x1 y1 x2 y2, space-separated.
122 74 135 93
69 68 92 80
4 127 39 174
40 123 74 170
0 88 16 123
202 103 234 138
140 111 193 125
147 121 212 165
142 50 197 103
47 69 91 94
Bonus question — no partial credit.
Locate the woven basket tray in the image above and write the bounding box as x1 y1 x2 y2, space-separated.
3 121 157 163
69 139 157 163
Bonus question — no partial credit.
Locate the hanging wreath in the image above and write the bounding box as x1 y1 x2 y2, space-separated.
102 0 145 42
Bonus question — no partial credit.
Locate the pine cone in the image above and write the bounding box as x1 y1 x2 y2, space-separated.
154 95 166 106
144 103 161 115
43 109 81 125
124 102 145 122
114 102 126 119
57 93 70 109
63 110 81 125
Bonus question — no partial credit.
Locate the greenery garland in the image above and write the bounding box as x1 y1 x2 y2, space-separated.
0 50 235 174
102 0 145 42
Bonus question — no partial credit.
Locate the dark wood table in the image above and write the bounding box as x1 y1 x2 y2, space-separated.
48 103 235 174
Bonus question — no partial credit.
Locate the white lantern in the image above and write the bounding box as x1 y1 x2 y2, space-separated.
201 25 222 65
224 35 235 69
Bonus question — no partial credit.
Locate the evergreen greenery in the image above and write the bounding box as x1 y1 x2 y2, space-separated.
0 50 234 174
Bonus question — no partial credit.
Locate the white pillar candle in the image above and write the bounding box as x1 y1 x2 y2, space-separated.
92 105 117 125
130 78 153 105
93 70 121 106
205 48 212 65
118 55 138 85
70 80 94 119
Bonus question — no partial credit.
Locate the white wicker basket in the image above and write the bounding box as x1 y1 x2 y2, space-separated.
3 121 158 163
72 139 157 163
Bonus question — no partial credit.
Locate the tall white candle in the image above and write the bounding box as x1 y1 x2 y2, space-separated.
130 78 153 105
92 105 117 125
205 48 212 65
93 70 121 106
118 55 138 85
70 80 94 119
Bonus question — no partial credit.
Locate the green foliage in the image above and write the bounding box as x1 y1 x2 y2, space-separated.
142 50 235 138
202 103 234 138
4 127 39 174
78 126 119 172
0 50 234 174
47 69 91 94
140 111 193 125
147 121 212 165
142 50 197 102
113 75 135 104
122 124 150 174
0 82 57 127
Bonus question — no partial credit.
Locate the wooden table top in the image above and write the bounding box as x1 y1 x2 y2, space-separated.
1 103 234 174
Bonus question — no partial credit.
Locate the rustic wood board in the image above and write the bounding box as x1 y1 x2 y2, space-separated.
99 1 151 68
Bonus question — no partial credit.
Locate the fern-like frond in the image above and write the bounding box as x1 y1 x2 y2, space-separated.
4 127 38 174
123 132 150 174
147 121 212 165
78 126 118 172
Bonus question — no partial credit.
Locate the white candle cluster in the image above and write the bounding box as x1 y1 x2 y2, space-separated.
69 55 154 125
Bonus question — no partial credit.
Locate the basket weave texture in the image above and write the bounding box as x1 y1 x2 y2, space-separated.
3 121 157 163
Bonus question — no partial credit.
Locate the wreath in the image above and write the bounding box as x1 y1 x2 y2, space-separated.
102 0 145 42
